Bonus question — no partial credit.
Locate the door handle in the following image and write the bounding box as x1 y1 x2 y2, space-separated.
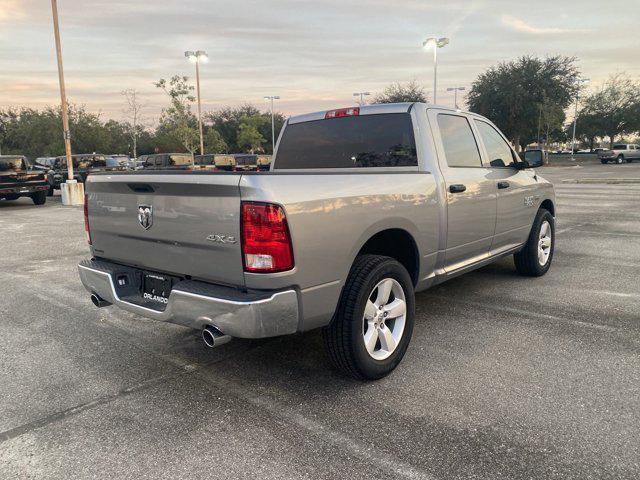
497 181 510 189
449 184 466 193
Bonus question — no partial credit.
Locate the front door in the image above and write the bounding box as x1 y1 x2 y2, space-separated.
473 119 537 252
431 111 497 272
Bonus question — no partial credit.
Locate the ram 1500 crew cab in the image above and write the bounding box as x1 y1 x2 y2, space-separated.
78 103 555 380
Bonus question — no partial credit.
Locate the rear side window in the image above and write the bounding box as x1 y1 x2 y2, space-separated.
437 114 482 168
275 113 417 169
475 121 516 168
613 145 627 150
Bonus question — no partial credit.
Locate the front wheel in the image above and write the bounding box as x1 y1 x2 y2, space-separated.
514 208 555 277
323 255 415 380
617 155 624 164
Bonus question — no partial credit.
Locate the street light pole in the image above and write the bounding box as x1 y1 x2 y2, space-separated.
423 36 449 104
570 78 589 162
352 92 370 106
264 96 280 153
185 50 208 156
446 86 466 109
51 0 73 181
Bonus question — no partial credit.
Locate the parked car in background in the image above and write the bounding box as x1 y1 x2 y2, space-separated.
233 154 258 171
0 155 49 205
599 144 640 164
79 103 555 380
257 154 272 171
108 155 131 167
47 154 124 195
33 157 57 172
194 154 236 171
140 153 194 170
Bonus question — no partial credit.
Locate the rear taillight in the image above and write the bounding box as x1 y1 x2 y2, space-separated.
83 193 91 245
241 202 293 273
325 107 359 119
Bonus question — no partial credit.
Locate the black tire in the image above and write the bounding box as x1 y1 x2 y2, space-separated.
617 155 624 164
514 208 555 277
322 255 415 381
4 194 20 201
31 190 47 205
600 159 608 164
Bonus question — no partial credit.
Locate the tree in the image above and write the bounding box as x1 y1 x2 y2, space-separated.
204 128 228 153
467 55 580 151
237 117 265 153
578 74 640 147
373 81 428 104
154 76 198 153
121 89 145 158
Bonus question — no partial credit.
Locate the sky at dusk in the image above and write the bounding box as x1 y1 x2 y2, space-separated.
1 0 639 123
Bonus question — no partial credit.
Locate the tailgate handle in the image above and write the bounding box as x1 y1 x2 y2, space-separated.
128 183 155 193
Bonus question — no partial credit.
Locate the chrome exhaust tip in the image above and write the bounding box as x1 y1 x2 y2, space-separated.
202 325 231 348
90 293 111 308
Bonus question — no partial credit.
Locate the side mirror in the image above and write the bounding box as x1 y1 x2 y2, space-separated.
523 150 544 168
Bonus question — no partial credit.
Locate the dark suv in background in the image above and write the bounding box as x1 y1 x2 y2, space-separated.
140 153 194 170
47 154 124 195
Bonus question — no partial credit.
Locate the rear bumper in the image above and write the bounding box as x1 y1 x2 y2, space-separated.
77 259 299 338
0 183 48 195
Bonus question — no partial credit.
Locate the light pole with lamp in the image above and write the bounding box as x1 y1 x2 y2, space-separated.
422 36 449 104
353 92 370 106
446 86 466 109
264 96 280 153
570 78 590 161
184 50 208 156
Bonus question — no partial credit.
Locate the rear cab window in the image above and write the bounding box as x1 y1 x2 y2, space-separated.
436 114 482 168
0 156 26 171
274 113 417 169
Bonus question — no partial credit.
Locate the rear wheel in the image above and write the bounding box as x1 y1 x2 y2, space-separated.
323 255 415 380
514 208 554 277
31 190 47 205
4 194 19 201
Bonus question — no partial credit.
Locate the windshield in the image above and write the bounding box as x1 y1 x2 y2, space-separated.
275 113 418 169
0 157 26 171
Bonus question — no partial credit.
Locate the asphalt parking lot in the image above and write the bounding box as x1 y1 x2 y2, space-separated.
1 163 639 479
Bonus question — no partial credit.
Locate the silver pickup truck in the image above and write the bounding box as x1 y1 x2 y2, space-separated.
79 103 555 380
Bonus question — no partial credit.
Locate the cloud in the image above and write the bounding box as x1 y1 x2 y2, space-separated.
500 14 585 35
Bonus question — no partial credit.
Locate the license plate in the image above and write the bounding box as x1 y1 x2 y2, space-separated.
142 273 172 304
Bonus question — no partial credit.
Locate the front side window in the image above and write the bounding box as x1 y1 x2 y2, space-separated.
475 121 516 168
436 114 482 168
275 113 417 169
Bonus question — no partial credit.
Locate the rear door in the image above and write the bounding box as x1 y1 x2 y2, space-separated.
473 119 537 252
429 110 497 271
87 173 245 286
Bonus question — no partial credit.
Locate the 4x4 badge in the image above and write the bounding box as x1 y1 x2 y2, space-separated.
138 205 153 230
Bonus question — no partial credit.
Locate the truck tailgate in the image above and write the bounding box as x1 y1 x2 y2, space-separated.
86 173 244 286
